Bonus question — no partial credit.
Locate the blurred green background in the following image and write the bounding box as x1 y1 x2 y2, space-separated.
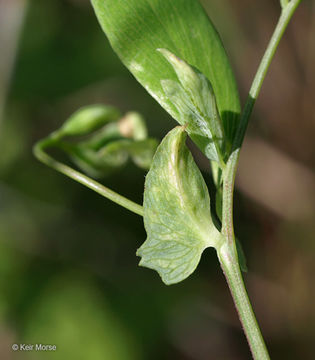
0 0 314 359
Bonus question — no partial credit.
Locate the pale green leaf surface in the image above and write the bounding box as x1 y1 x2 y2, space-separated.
159 49 224 162
91 0 240 143
137 127 222 285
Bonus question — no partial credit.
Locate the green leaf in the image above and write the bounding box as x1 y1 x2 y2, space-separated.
211 161 223 188
91 0 240 144
128 139 159 169
62 138 158 179
97 139 158 170
137 127 223 285
58 143 125 178
77 112 148 151
159 49 224 163
78 122 125 151
60 105 120 137
53 106 158 178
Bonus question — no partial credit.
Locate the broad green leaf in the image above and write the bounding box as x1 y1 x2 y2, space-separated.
60 105 120 137
159 49 224 162
137 127 223 285
91 0 241 145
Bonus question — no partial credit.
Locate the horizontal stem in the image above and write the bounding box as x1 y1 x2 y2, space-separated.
33 138 144 217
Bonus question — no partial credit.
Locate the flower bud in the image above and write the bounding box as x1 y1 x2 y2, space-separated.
118 112 148 140
60 105 120 137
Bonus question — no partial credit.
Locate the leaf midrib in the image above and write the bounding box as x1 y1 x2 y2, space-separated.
170 131 210 249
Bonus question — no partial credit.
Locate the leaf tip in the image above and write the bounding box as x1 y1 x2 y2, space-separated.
157 48 183 67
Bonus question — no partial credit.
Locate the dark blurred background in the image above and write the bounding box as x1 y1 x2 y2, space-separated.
0 0 314 359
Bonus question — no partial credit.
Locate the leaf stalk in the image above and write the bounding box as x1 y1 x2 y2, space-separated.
33 136 144 217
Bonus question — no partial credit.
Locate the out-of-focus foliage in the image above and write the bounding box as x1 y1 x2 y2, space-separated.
0 0 314 359
22 275 140 360
39 105 158 178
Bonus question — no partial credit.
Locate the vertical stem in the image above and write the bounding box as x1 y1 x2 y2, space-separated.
221 150 270 359
233 0 302 150
218 243 270 360
221 149 238 245
218 1 302 358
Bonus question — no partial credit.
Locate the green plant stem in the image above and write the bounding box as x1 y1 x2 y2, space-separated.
233 0 302 150
33 136 144 217
219 1 302 359
218 243 269 360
